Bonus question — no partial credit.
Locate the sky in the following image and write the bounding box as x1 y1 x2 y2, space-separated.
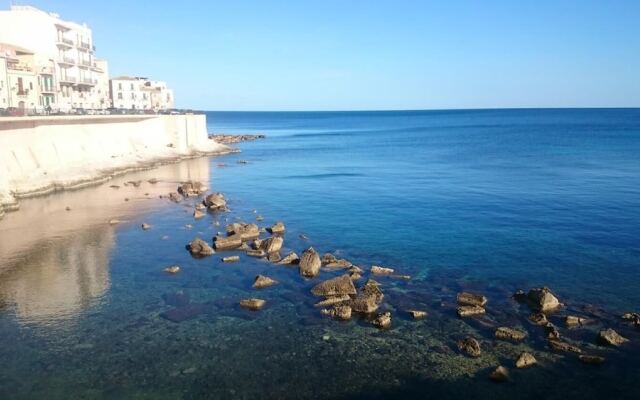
13 0 640 110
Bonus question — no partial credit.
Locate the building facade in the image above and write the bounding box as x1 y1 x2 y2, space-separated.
110 77 174 110
0 5 109 112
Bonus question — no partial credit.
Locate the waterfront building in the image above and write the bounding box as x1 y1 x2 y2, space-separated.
0 5 109 112
0 43 49 112
109 76 174 110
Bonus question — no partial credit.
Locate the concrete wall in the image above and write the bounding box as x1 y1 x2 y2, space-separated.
0 114 230 214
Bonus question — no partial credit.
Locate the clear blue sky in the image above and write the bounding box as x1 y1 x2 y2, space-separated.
17 0 640 110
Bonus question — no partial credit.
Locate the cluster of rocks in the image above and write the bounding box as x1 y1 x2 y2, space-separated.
209 134 266 144
453 286 634 382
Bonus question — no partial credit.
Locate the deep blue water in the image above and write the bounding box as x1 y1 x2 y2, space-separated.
0 108 639 399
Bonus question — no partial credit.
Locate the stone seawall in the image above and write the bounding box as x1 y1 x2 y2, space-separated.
0 114 232 216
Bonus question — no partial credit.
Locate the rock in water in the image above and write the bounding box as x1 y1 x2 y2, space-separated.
457 305 486 317
222 256 240 263
267 252 282 263
321 305 352 321
299 247 321 278
164 265 180 274
178 181 207 197
579 355 606 365
269 221 286 234
260 236 284 254
193 209 205 219
370 265 394 275
311 274 357 297
528 313 548 326
526 287 560 312
515 352 537 368
489 366 509 382
253 275 278 289
457 292 488 307
350 295 379 313
226 222 260 241
548 339 582 353
408 310 428 319
188 238 215 257
598 328 629 346
213 234 243 250
372 312 392 329
315 295 351 308
240 298 266 311
141 223 151 230
321 253 338 265
495 327 527 342
277 252 300 265
564 315 587 327
246 249 267 258
168 192 183 203
361 280 384 303
457 336 481 357
204 193 226 210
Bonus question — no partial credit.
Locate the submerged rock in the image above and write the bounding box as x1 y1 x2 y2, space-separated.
268 221 286 234
311 275 357 297
213 234 243 250
457 336 481 358
489 366 509 382
164 265 180 274
321 305 352 321
457 305 486 317
408 310 428 319
168 192 183 203
495 327 527 342
253 275 278 289
160 303 208 323
277 252 300 265
457 292 488 307
299 247 322 278
371 265 394 275
222 255 240 263
515 352 537 368
548 339 582 353
579 355 606 365
598 328 628 346
372 312 392 329
240 298 266 311
188 238 215 257
162 291 190 307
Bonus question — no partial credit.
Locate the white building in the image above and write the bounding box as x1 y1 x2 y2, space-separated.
0 43 50 113
109 76 174 110
0 5 109 112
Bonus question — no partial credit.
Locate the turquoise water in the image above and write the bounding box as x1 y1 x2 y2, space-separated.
0 109 639 399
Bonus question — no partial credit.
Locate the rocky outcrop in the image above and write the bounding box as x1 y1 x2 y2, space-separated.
268 221 285 234
226 222 260 241
311 275 357 297
240 298 266 311
457 336 481 357
188 238 215 257
495 327 527 342
598 328 628 346
253 275 278 289
515 352 537 368
457 292 488 307
213 234 243 250
178 181 207 197
299 247 321 278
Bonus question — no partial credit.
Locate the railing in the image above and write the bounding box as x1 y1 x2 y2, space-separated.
58 56 75 65
79 41 91 50
80 77 97 85
80 59 92 67
59 76 77 84
7 63 32 72
57 37 74 46
40 86 56 93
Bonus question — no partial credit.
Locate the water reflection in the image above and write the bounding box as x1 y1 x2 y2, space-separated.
0 157 212 325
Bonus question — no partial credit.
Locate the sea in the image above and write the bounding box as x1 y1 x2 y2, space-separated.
0 108 639 399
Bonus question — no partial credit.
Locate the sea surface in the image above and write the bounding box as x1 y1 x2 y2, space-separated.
0 109 639 399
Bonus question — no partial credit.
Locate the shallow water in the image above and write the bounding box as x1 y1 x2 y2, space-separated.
0 109 639 399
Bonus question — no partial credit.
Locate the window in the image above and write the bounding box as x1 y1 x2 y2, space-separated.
131 93 135 100
118 82 122 90
130 83 134 90
30 82 33 90
17 77 24 95
117 92 123 100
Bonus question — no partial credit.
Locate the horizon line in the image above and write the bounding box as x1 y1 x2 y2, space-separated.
195 106 640 113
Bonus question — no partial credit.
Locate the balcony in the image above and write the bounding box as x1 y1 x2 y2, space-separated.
57 56 75 66
40 86 56 94
78 77 97 86
79 41 91 50
56 37 74 47
79 59 92 68
59 76 77 85
7 63 33 72
90 63 103 73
